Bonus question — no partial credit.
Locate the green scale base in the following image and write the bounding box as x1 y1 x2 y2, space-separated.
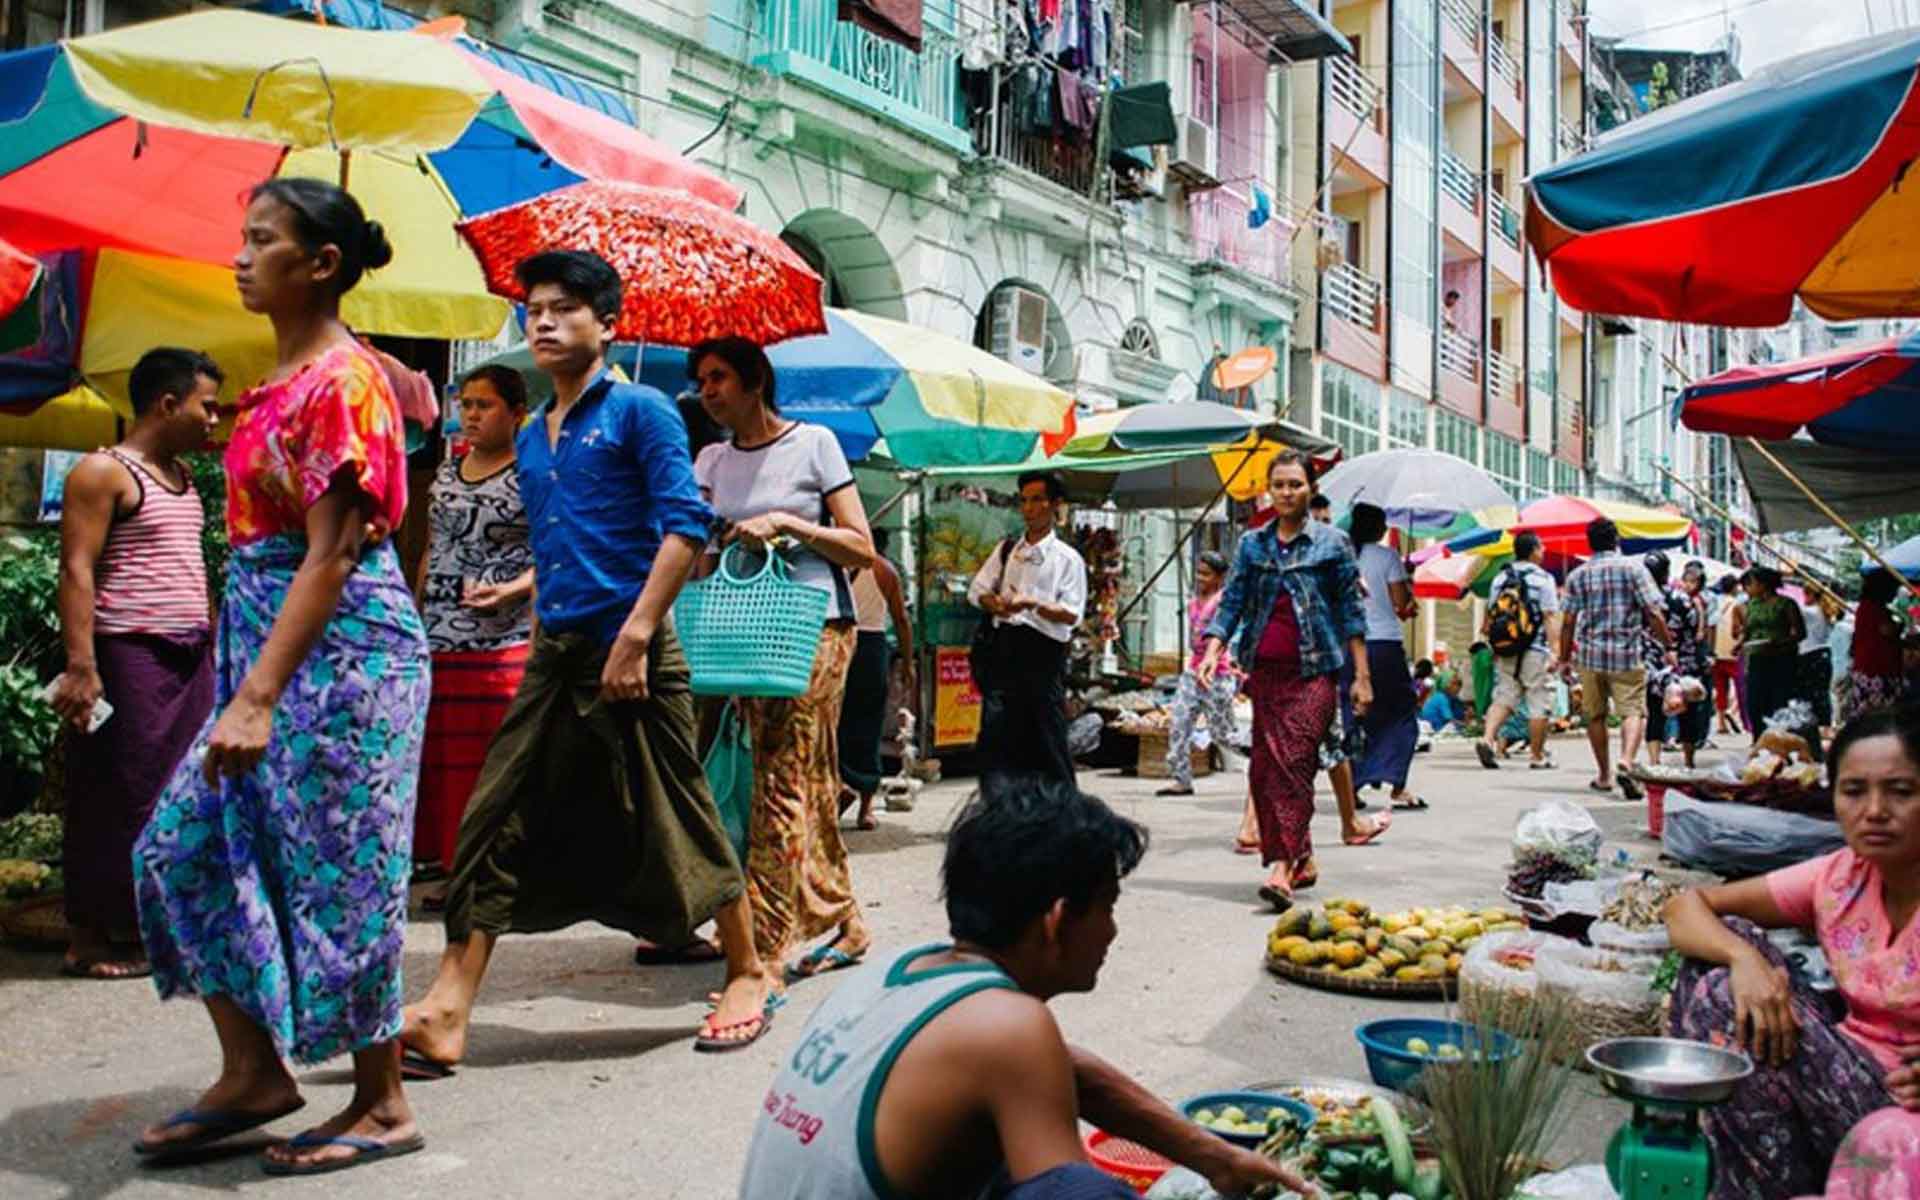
1605 1105 1714 1200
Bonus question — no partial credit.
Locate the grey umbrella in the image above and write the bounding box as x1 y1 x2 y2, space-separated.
1316 448 1516 535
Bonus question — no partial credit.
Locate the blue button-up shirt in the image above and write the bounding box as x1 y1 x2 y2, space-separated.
1205 519 1366 679
516 371 714 647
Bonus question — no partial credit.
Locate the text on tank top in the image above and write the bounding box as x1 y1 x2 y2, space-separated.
94 448 209 636
737 944 1019 1200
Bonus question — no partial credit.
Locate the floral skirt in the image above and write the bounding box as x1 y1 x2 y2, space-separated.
134 538 430 1064
1669 918 1891 1199
741 621 858 963
1247 667 1336 867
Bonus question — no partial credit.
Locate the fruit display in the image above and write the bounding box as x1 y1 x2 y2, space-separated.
1189 1103 1287 1140
1264 898 1524 988
0 858 59 900
0 811 61 863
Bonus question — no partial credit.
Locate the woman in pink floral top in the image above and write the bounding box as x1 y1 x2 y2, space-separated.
1666 706 1920 1198
131 179 431 1177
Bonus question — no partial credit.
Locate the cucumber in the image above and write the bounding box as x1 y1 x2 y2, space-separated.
1410 1165 1446 1200
1368 1096 1415 1191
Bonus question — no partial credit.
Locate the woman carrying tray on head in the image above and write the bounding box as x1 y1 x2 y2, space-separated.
1664 705 1920 1199
690 337 877 983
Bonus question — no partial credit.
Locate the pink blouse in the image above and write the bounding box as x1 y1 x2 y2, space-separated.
223 341 408 547
1766 848 1920 1074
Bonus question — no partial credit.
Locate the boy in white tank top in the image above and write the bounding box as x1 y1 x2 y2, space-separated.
739 777 1317 1200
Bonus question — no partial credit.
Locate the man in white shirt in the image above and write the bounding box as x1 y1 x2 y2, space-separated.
968 471 1088 780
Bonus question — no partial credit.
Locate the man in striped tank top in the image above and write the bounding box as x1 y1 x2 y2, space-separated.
49 347 220 980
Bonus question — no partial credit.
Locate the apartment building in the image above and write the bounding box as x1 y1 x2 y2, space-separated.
1289 0 1593 507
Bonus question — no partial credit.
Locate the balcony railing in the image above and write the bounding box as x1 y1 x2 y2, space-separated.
1440 328 1482 382
1490 191 1522 249
1488 30 1521 95
1557 117 1587 157
1329 55 1384 127
1440 146 1480 212
1322 261 1383 332
757 1 964 134
1441 0 1481 48
978 87 1098 194
1488 349 1521 402
1189 187 1292 285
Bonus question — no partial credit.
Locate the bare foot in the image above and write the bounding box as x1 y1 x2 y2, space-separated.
136 1068 302 1153
399 1002 468 1069
262 1098 418 1172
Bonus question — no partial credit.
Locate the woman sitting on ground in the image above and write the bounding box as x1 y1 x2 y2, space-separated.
1664 704 1920 1199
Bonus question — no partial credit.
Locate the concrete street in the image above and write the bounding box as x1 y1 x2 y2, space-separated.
0 737 1703 1198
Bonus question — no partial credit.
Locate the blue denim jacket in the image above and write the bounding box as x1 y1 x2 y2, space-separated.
1205 520 1366 678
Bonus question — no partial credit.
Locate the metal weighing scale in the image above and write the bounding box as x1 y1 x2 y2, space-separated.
1586 1038 1755 1200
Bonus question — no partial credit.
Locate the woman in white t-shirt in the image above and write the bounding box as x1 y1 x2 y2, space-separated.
691 337 878 985
1346 503 1422 816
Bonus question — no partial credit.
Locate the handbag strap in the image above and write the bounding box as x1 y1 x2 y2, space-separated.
991 537 1016 593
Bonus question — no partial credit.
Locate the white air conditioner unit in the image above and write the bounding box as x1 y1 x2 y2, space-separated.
1168 115 1219 189
988 286 1048 375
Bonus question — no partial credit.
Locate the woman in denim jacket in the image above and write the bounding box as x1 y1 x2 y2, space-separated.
1198 451 1370 909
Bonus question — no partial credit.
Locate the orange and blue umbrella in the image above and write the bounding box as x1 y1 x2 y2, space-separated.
1676 328 1920 452
1528 29 1920 326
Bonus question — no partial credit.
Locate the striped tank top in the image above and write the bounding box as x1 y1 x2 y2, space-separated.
94 448 209 636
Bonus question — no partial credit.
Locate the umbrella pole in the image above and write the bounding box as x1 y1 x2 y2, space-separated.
1113 448 1256 628
868 474 921 525
1740 436 1920 605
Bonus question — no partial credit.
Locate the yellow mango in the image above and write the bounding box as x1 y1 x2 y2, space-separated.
1376 948 1408 971
1383 935 1421 959
1271 935 1309 956
1330 942 1367 968
1380 913 1413 933
1346 960 1387 979
1287 941 1329 966
1308 912 1334 941
1327 911 1361 933
1394 964 1432 982
1333 925 1367 945
1487 920 1528 933
1401 926 1434 944
1364 928 1385 954
1273 908 1313 939
1446 952 1465 975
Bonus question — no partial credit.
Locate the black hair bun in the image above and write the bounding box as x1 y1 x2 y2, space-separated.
362 220 394 270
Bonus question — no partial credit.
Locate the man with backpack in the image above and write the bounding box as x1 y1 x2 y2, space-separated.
1475 532 1562 771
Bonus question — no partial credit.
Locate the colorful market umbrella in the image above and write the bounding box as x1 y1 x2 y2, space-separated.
0 10 740 411
1527 29 1920 326
456 180 826 348
1412 545 1583 601
1676 329 1920 452
0 236 36 320
486 308 1077 468
1443 495 1693 558
1315 448 1516 536
1863 533 1920 580
1063 401 1276 455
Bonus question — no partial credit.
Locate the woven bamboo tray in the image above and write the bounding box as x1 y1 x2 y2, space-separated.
1265 954 1457 1000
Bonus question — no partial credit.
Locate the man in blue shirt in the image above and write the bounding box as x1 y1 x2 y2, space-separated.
402 251 778 1071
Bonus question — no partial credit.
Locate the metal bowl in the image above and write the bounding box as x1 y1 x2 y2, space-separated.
1586 1038 1754 1105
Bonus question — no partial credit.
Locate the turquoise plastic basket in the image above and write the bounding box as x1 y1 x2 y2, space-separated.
674 543 829 698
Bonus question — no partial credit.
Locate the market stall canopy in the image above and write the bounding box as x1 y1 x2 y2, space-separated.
1064 400 1298 455
1729 437 1920 533
1862 533 1920 579
1526 28 1920 326
1443 495 1693 557
1315 448 1516 536
0 381 118 450
488 308 1075 469
457 180 825 348
1676 329 1920 452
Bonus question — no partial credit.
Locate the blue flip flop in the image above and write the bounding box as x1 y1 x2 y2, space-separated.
132 1100 306 1158
261 1131 426 1176
785 944 866 983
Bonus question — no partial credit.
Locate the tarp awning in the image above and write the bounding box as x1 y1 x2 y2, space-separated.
1225 0 1353 62
1731 437 1920 533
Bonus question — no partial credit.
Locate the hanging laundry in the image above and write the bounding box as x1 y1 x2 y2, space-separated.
1089 0 1111 78
839 0 922 54
1248 185 1273 230
1056 68 1099 137
1108 80 1178 148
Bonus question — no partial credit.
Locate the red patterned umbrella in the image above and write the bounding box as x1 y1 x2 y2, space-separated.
456 180 826 346
0 236 38 321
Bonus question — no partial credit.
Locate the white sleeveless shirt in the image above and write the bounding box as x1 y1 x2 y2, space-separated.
738 944 1018 1200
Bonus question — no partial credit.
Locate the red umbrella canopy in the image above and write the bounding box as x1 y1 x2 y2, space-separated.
1676 330 1920 451
456 180 827 347
0 236 36 320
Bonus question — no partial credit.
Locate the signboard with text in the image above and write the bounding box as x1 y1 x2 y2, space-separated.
932 645 983 749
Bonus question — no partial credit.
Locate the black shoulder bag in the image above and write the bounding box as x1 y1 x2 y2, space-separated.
968 538 1017 691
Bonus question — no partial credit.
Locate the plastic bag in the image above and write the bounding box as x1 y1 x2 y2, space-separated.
704 705 752 865
1589 920 1673 959
1144 1168 1220 1200
1459 930 1557 1037
1514 798 1603 863
1537 942 1664 1050
1514 1164 1618 1199
1661 795 1846 875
